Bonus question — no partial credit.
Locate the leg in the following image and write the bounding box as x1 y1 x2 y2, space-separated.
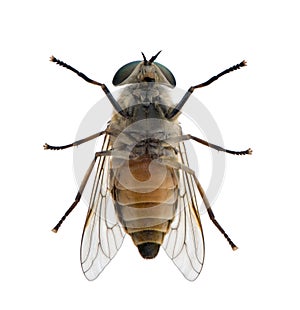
51 150 112 232
160 158 238 250
44 130 106 150
50 56 127 117
167 60 247 119
191 171 238 250
166 134 252 155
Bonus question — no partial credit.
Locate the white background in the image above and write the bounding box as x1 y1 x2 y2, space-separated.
1 0 299 309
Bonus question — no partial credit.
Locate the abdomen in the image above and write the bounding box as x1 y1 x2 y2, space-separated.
111 155 179 258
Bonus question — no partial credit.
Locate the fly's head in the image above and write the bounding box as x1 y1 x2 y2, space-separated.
112 51 176 88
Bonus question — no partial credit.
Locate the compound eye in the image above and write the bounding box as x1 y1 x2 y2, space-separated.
112 61 140 86
154 62 176 87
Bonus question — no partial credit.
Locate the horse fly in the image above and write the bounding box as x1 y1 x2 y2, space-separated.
44 51 252 281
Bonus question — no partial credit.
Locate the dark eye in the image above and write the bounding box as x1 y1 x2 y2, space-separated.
154 62 176 87
112 61 140 86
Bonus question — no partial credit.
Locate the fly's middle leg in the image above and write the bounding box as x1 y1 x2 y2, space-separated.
44 130 107 150
166 135 252 155
159 158 238 250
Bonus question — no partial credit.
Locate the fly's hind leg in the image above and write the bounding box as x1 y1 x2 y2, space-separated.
51 149 112 232
160 158 238 250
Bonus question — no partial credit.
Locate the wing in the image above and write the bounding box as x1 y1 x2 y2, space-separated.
163 141 205 281
80 134 125 281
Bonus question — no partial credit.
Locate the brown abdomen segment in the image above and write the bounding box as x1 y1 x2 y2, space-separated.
111 156 178 259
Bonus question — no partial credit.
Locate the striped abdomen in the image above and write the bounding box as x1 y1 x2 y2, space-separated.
111 155 178 259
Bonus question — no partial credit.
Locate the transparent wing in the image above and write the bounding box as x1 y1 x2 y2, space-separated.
80 134 125 281
163 141 205 281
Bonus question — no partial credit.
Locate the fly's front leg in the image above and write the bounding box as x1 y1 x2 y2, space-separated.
166 60 247 119
50 56 127 117
44 130 107 150
159 158 238 250
166 135 252 155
